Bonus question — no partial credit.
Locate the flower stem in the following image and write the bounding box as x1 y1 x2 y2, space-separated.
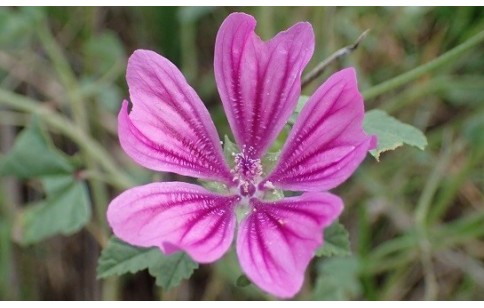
362 29 484 100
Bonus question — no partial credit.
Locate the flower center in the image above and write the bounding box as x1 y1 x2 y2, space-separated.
231 146 262 197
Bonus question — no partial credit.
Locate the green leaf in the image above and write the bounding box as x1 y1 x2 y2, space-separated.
0 119 74 178
17 175 91 244
363 109 427 161
223 135 239 167
97 237 198 290
2 120 89 244
316 222 351 257
97 237 163 278
313 256 361 300
148 252 199 290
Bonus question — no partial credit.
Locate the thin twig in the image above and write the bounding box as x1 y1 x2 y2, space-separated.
302 29 370 89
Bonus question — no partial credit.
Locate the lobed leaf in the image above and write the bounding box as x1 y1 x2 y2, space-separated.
316 222 351 257
97 237 198 291
313 256 361 300
363 109 427 161
16 175 91 244
148 252 199 290
97 237 162 278
0 119 74 178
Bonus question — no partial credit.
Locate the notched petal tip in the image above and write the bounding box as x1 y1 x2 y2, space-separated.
223 12 257 25
119 48 234 184
215 12 315 159
278 20 314 45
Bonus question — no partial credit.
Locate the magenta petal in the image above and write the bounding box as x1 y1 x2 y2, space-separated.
264 68 377 191
214 13 314 158
236 193 343 298
119 50 233 184
107 182 240 263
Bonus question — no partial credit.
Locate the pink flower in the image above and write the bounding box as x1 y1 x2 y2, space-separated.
107 12 376 298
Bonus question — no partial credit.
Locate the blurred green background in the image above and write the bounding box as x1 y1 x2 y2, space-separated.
0 7 483 300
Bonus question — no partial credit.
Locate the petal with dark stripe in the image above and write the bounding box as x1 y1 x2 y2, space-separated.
263 68 377 192
236 193 343 298
107 182 240 263
119 50 233 184
214 13 314 159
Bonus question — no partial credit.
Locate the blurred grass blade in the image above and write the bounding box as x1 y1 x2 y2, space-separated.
363 28 484 100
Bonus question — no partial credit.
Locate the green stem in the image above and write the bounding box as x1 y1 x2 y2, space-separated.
363 29 484 100
0 89 134 190
37 21 88 129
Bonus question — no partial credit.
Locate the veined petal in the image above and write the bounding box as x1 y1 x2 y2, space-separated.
107 182 240 263
120 50 233 184
214 13 314 159
236 193 343 298
263 68 377 192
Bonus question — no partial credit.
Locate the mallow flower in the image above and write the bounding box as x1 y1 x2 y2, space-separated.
107 12 376 298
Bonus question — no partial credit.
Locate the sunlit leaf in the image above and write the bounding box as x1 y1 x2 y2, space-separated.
364 109 427 161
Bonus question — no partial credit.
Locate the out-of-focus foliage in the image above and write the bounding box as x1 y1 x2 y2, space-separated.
0 6 483 300
316 222 351 258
